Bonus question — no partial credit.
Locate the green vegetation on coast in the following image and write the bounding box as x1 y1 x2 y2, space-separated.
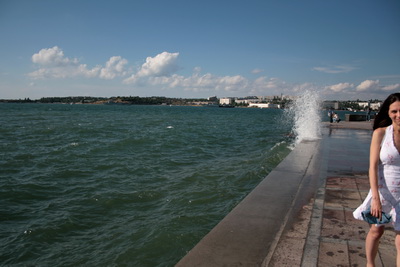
0 96 210 106
0 95 383 111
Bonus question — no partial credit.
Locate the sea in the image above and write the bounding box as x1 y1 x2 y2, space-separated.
1 92 322 266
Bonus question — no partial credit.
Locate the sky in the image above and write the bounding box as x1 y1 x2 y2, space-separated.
0 0 399 101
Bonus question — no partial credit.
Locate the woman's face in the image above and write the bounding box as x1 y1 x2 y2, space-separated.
388 100 400 126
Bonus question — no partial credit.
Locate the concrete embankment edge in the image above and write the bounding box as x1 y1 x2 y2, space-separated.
176 138 324 267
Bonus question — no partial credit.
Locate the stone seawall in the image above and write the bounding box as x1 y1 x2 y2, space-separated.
176 138 325 266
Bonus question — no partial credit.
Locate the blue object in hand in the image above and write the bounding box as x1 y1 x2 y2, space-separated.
361 209 392 224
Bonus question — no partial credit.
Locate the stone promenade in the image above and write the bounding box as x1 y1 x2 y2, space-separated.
268 121 397 267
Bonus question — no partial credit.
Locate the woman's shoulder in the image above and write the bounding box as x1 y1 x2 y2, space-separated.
373 127 387 135
372 127 388 143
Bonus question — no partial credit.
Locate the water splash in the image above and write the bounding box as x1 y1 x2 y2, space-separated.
286 90 321 144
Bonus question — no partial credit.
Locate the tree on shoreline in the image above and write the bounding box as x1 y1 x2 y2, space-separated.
0 96 210 106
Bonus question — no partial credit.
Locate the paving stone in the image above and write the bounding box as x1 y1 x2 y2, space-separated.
379 242 397 267
269 237 305 267
324 189 363 210
318 242 349 267
326 177 358 190
344 210 368 241
348 243 367 267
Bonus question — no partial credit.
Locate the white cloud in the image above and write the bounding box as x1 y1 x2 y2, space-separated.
250 77 288 95
217 75 248 91
291 82 317 93
140 52 179 77
251 68 264 74
150 72 336 98
382 83 400 91
148 71 248 93
249 78 325 97
99 56 128 79
123 52 179 84
325 82 354 92
356 80 380 91
318 80 400 99
78 64 101 78
32 46 79 66
26 47 398 100
29 46 100 79
313 65 356 74
28 64 101 79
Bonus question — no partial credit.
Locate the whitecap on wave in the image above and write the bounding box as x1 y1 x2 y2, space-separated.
269 141 287 151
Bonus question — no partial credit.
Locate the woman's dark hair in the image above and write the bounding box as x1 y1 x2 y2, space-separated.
373 93 400 130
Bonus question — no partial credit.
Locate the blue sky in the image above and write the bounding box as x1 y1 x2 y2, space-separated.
0 0 399 100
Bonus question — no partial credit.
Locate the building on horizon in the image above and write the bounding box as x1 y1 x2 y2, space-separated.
248 103 281 109
219 97 234 106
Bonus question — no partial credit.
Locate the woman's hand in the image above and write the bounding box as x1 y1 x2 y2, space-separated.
370 198 382 221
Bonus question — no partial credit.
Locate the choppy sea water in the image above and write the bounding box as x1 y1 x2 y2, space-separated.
0 103 294 266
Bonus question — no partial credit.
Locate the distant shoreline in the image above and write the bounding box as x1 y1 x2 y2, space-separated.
0 96 383 113
0 96 211 106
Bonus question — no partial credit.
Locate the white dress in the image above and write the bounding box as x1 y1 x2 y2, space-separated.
353 125 400 230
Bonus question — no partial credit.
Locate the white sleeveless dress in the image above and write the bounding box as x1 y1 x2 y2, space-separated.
353 125 400 230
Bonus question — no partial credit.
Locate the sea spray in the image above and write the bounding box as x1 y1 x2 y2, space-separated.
286 90 322 144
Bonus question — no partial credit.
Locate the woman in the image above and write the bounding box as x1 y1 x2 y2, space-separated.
353 93 400 267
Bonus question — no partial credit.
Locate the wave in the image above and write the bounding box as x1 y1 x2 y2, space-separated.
285 90 322 144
